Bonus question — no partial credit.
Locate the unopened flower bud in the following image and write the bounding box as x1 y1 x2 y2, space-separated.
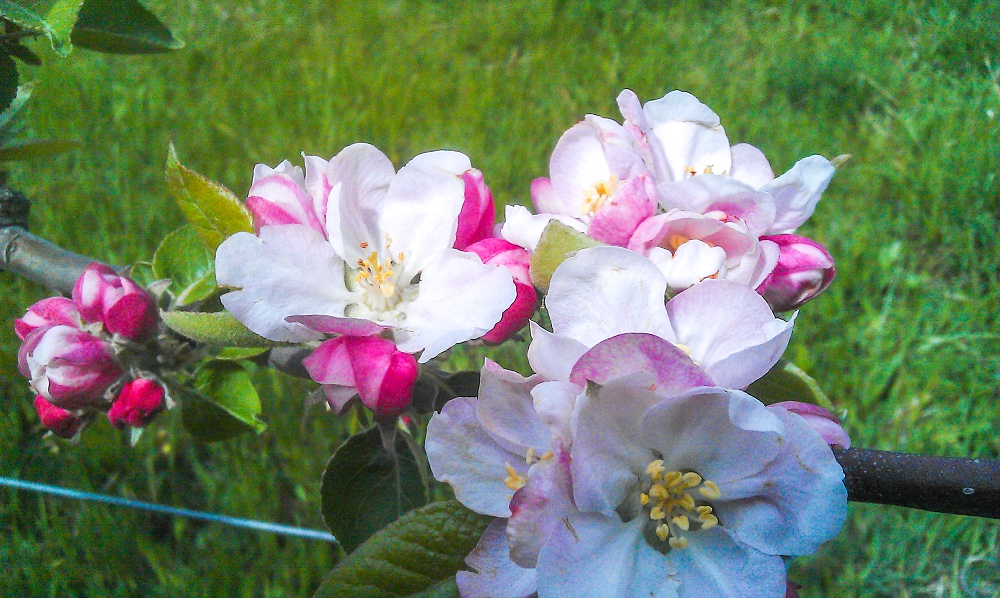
108 378 166 428
757 234 835 311
15 297 82 340
772 401 851 449
18 325 122 409
303 334 418 419
465 238 537 344
453 168 496 251
72 263 158 341
34 395 85 438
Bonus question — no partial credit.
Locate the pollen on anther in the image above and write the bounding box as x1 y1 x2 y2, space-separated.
699 481 721 500
668 536 689 549
525 447 535 465
655 524 670 541
672 515 690 531
360 242 368 249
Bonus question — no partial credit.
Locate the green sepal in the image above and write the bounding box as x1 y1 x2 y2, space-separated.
529 220 601 293
72 0 183 54
313 501 491 598
179 360 265 442
321 426 429 555
745 359 835 411
160 310 275 348
165 143 252 251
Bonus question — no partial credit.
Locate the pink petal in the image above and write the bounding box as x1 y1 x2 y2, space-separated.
587 175 656 246
569 333 713 393
454 168 495 251
285 314 388 337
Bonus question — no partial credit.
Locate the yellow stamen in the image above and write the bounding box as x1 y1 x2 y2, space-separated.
700 514 719 530
699 481 721 500
655 523 671 541
672 515 690 531
525 447 535 465
639 493 650 505
504 463 526 491
359 241 368 249
539 451 554 461
649 505 667 521
648 484 669 501
668 536 689 549
680 472 703 489
645 460 665 479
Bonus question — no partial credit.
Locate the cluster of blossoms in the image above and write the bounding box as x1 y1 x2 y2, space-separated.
501 89 837 311
16 263 167 438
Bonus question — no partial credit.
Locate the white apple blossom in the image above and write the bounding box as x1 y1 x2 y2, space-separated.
216 143 517 362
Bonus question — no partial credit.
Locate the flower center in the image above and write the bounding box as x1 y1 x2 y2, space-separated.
503 448 554 492
639 459 720 550
580 174 619 216
353 235 407 313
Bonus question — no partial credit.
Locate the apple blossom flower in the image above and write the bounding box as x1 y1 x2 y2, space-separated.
244 157 330 235
216 144 517 363
108 378 167 428
617 89 836 235
465 238 537 344
527 246 794 390
34 395 85 438
72 263 158 341
757 234 836 311
15 297 82 340
297 319 418 419
18 325 121 409
771 401 851 449
501 116 656 250
454 168 496 251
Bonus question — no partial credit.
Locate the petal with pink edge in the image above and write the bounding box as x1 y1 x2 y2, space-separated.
569 333 712 392
285 314 388 337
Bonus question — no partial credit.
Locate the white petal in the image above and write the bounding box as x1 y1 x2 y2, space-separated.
326 143 395 263
570 375 662 514
457 518 536 598
526 321 589 382
499 204 587 252
657 175 776 238
763 155 835 233
507 454 576 567
476 360 551 455
729 143 775 188
216 226 352 342
535 513 679 598
642 90 732 183
721 403 848 556
395 249 516 362
530 379 582 447
379 150 470 272
665 279 793 389
546 246 674 347
425 397 524 517
659 240 727 291
670 527 786 598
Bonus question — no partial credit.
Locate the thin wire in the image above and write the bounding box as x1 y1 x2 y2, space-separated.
0 476 338 544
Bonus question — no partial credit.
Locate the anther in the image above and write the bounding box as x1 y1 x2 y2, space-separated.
504 462 526 491
525 447 535 465
672 515 690 531
655 524 671 541
360 242 368 249
699 481 721 500
668 536 689 549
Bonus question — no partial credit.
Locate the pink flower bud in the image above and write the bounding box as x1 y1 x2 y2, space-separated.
108 378 166 428
772 401 851 449
34 395 85 438
465 238 537 344
757 235 835 311
453 169 496 251
303 334 418 419
15 297 82 340
18 325 122 409
72 263 158 341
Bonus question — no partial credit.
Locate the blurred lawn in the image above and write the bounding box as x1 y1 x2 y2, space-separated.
1 0 999 596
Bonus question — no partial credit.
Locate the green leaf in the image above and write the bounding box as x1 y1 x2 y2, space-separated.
44 0 85 56
0 0 83 57
745 359 835 411
0 82 32 132
161 310 274 347
314 501 491 598
165 143 252 251
529 220 601 292
214 347 269 360
0 138 79 162
127 260 157 288
0 53 17 114
321 426 429 555
72 0 182 54
179 360 266 442
151 225 217 306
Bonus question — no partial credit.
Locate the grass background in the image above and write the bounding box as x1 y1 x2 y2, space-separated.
2 0 999 595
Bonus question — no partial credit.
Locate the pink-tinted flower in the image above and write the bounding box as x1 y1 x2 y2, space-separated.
18 325 121 408
465 238 537 344
108 378 166 428
771 401 851 449
217 144 516 361
72 263 158 341
34 395 84 438
302 330 419 419
454 168 496 251
757 234 836 311
15 297 82 340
